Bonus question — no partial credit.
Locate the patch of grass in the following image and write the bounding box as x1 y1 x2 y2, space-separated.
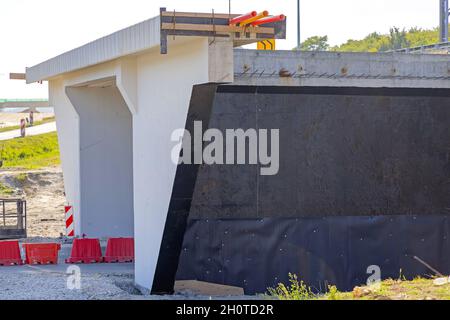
325 285 351 300
0 116 56 133
15 173 28 184
0 181 14 196
267 273 316 300
321 277 450 300
269 273 450 300
0 132 60 169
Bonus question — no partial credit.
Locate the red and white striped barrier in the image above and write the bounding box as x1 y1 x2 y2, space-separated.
20 119 26 138
65 206 75 237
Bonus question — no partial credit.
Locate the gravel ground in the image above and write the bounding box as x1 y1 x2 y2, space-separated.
0 269 136 300
0 267 255 300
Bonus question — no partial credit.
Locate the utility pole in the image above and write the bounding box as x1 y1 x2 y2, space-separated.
297 0 301 49
440 0 449 42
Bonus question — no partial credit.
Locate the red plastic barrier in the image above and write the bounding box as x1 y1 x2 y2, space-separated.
229 11 257 25
22 243 61 265
66 238 103 264
0 240 23 266
104 238 134 263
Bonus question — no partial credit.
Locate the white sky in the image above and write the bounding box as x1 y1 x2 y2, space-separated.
0 0 441 99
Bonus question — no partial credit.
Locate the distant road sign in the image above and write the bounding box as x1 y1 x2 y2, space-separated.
257 39 276 50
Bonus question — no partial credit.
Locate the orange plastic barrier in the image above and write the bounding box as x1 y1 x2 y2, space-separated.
251 14 286 26
66 238 103 264
22 243 61 265
0 240 23 266
104 238 134 263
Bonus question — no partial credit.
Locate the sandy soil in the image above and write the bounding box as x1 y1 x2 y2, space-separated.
0 166 66 237
0 113 54 128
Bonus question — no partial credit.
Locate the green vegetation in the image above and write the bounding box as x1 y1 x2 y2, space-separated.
298 25 447 52
267 273 315 300
15 173 28 183
0 132 60 169
0 182 14 195
297 35 330 51
267 273 450 300
333 26 441 52
321 277 450 300
0 116 55 133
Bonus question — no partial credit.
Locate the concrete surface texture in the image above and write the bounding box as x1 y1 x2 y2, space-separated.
66 86 133 238
26 11 450 294
233 50 450 88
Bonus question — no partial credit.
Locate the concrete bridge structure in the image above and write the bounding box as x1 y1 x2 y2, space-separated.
0 99 49 112
26 12 450 294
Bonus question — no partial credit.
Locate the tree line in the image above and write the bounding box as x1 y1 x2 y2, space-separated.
297 26 446 52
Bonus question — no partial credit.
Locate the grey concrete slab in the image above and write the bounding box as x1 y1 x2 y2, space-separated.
233 50 450 88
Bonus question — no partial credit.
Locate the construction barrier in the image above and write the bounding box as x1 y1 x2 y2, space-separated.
251 14 286 26
229 11 257 25
66 238 103 264
240 11 269 26
65 206 74 237
104 238 134 263
20 119 26 138
22 243 61 265
0 240 23 266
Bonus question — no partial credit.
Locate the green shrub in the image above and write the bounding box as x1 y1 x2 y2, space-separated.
267 273 315 300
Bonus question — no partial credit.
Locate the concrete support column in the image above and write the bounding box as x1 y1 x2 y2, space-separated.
133 39 212 292
208 37 234 83
49 80 82 235
49 36 234 293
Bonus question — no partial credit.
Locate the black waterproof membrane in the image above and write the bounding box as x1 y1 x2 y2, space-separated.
177 215 450 294
153 85 450 294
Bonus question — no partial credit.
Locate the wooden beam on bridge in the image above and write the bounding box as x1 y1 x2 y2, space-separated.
9 73 26 80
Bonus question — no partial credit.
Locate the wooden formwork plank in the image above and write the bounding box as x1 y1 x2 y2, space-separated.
161 23 274 35
161 11 240 19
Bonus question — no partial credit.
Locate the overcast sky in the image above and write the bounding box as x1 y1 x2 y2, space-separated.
0 0 441 99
